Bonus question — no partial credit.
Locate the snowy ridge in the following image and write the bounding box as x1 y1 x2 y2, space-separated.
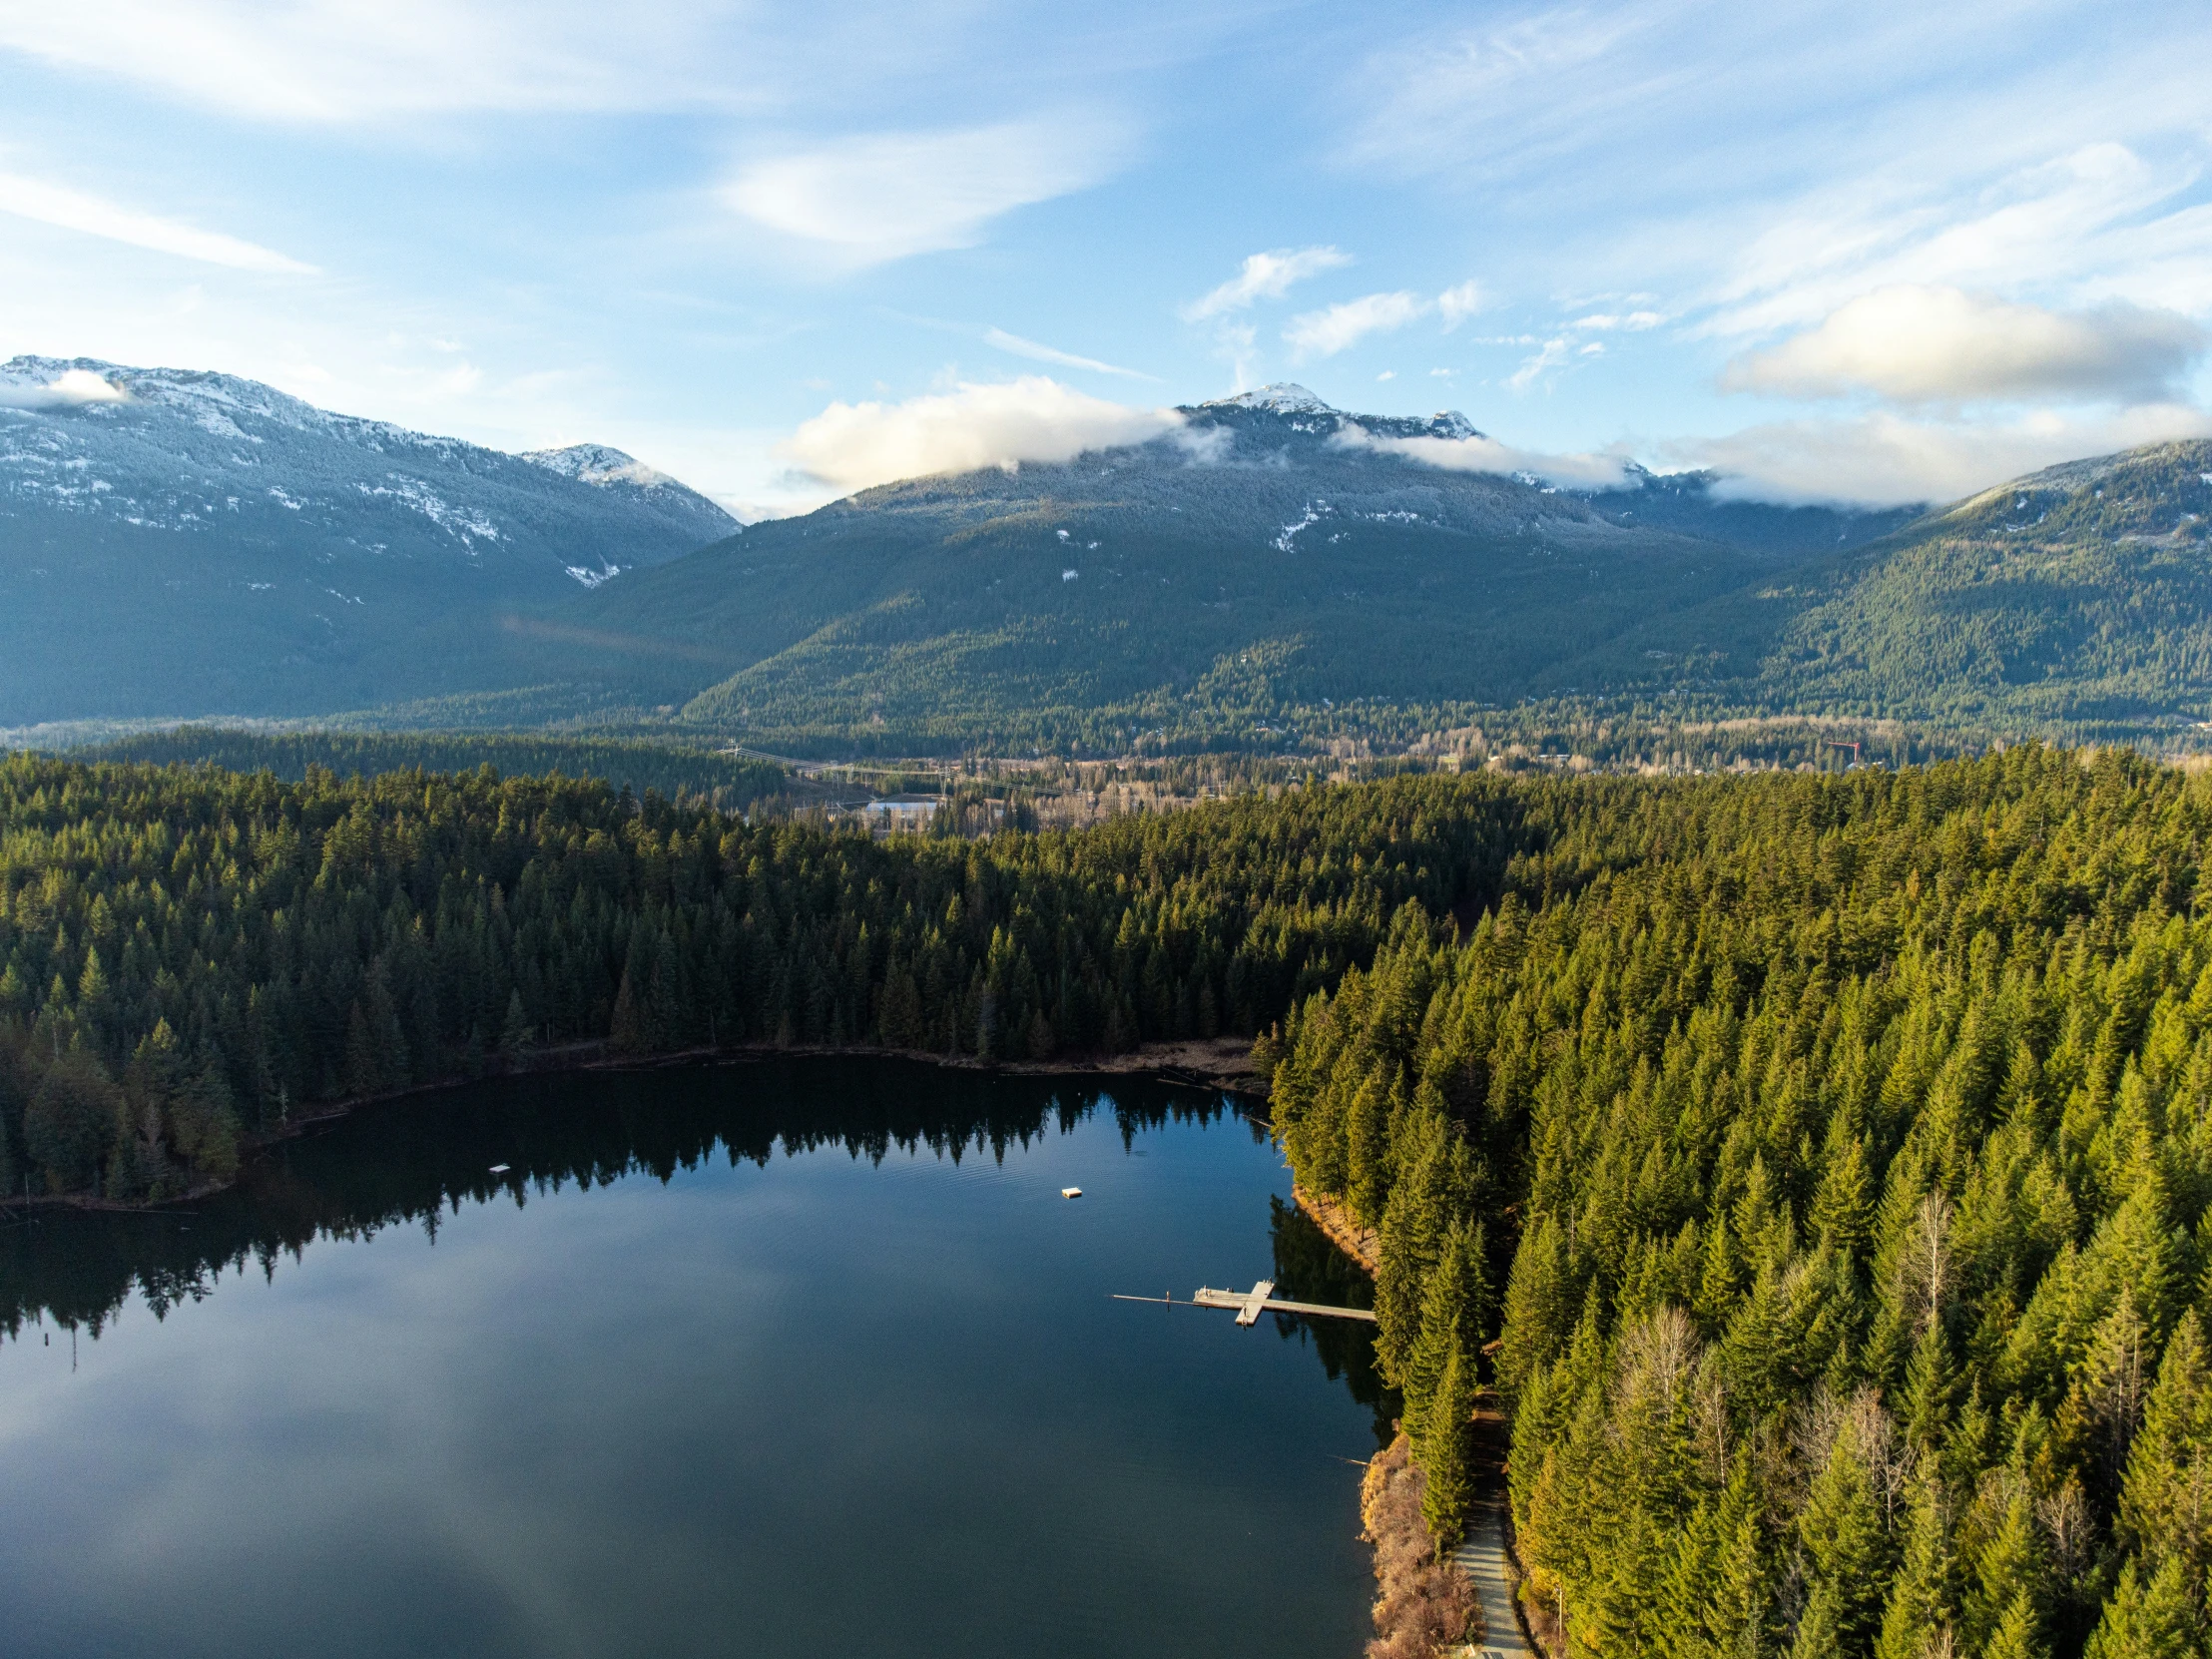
1205 383 1337 415
0 355 736 568
522 443 676 490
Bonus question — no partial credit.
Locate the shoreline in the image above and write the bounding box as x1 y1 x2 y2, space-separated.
1293 1183 1380 1277
3 1034 1272 1214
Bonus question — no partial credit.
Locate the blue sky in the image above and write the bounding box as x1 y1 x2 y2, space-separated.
1 0 2208 515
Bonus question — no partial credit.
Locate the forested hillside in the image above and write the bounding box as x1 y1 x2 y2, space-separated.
4 748 2208 1655
516 425 2212 758
559 389 1909 754
1276 749 2212 1657
1750 441 2212 737
71 728 792 814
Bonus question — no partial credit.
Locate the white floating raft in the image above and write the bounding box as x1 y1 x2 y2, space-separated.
1061 1187 1083 1199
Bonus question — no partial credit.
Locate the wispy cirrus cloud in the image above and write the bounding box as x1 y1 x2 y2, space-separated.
0 0 747 123
1706 144 2209 341
983 327 1155 380
1285 290 1428 359
0 172 316 272
1180 247 1353 321
724 120 1129 268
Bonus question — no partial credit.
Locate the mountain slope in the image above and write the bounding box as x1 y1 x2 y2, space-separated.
557 386 1913 750
0 357 737 722
1741 438 2212 732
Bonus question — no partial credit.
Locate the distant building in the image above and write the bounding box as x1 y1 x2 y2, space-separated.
861 795 940 831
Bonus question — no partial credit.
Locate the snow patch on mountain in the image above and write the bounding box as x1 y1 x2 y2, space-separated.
522 443 675 490
0 354 738 564
1207 383 1337 416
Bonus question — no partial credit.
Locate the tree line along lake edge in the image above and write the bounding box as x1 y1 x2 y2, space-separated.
2 746 2209 1658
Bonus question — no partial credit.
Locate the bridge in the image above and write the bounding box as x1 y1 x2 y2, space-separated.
1112 1279 1380 1327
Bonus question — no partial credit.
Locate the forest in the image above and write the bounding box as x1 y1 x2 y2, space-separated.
1274 747 2212 1657
0 752 1498 1204
2 745 2208 1655
70 729 794 815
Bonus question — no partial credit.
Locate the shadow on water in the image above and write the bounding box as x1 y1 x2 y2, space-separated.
2 1055 1296 1336
1267 1196 1399 1445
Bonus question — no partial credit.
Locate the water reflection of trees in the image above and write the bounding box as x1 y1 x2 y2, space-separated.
0 1058 1240 1339
1267 1197 1399 1447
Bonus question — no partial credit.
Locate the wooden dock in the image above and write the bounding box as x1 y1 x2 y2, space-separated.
1112 1280 1380 1326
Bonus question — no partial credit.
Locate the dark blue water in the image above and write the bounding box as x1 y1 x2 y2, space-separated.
0 1059 1387 1658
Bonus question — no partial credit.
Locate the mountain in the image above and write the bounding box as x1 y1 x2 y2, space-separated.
0 356 737 723
1739 438 2212 734
539 384 1916 751
13 361 2207 756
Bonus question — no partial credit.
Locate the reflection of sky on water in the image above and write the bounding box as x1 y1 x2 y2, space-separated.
0 1060 1384 1659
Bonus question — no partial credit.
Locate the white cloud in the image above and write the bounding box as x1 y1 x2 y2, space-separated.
1286 290 1427 359
0 172 315 273
1676 402 2212 507
0 367 130 409
1181 247 1354 322
1349 6 1654 179
1574 310 1663 330
777 376 1182 495
1706 145 2206 340
1508 335 1574 391
1335 425 1637 490
723 121 1126 267
1438 280 1483 328
983 327 1152 380
1723 284 2206 405
0 0 741 123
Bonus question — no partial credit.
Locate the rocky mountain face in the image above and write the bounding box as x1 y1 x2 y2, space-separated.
0 357 736 723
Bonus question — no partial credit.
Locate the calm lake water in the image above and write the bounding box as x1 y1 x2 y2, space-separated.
0 1058 1389 1658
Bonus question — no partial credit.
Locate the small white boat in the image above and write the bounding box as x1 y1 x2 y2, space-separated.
488 1164 510 1174
1061 1187 1083 1199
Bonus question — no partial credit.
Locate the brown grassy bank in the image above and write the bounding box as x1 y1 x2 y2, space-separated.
1361 1435 1480 1658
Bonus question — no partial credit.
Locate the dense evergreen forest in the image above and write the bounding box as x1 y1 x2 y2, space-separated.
0 752 1493 1205
1274 748 2212 1658
72 729 793 814
4 746 2209 1655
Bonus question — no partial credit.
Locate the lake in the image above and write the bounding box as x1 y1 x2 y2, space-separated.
0 1058 1390 1658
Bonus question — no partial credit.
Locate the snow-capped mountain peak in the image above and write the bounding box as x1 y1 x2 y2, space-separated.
521 443 675 490
1206 383 1337 416
0 355 735 561
0 353 745 721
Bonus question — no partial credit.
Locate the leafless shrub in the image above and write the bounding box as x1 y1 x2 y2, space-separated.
1362 1434 1482 1659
